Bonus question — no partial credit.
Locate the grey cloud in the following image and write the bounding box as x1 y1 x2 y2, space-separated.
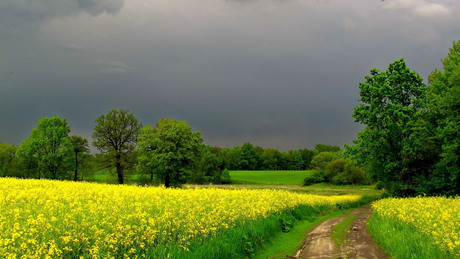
1 0 459 151
96 59 132 74
383 0 452 19
75 0 124 16
0 0 124 29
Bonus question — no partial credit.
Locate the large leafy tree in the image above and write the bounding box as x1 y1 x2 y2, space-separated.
137 118 203 187
346 58 426 193
422 41 460 195
92 109 141 184
26 116 73 179
70 135 90 181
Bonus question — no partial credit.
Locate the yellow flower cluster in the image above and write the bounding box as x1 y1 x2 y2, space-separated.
0 178 360 258
372 197 460 256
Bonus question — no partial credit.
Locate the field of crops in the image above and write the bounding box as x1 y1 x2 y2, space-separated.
369 197 460 258
229 170 313 185
0 178 361 258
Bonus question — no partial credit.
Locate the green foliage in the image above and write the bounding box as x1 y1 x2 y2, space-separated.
238 143 261 170
193 146 227 184
299 148 316 169
261 148 286 170
15 139 39 178
0 141 16 176
69 135 89 181
221 169 231 184
310 152 340 170
324 159 370 185
285 150 304 170
324 159 348 181
303 170 324 186
420 40 460 195
25 116 73 179
315 144 340 153
332 167 369 185
137 118 203 187
346 58 427 195
279 215 294 233
92 109 141 184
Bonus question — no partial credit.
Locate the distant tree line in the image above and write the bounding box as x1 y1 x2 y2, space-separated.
0 111 343 187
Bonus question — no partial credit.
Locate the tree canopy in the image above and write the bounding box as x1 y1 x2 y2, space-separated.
137 118 203 187
92 109 141 184
346 58 433 195
25 116 72 179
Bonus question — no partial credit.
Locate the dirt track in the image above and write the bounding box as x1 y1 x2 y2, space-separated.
292 204 389 259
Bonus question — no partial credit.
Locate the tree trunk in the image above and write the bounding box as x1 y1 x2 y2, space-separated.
74 152 79 181
116 153 124 184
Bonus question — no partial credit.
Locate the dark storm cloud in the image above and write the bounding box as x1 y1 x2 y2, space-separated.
1 0 459 151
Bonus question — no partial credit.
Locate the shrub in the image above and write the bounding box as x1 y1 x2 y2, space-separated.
303 170 325 186
325 159 348 181
332 167 369 185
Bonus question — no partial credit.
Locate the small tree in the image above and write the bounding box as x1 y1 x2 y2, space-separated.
92 110 141 184
70 136 89 181
137 118 203 187
26 116 72 179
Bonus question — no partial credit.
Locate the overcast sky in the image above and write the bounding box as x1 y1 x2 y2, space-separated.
1 0 459 151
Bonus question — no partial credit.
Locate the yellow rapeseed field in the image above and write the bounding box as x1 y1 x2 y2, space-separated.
0 178 360 258
372 197 460 256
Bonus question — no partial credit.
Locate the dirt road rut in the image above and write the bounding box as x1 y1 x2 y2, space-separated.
292 204 388 259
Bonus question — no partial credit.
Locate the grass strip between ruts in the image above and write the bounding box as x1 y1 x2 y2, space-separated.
331 214 357 246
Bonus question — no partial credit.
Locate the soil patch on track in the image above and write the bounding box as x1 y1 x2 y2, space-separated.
292 204 388 259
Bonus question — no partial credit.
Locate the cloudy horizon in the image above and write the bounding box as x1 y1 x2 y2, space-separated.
1 0 459 151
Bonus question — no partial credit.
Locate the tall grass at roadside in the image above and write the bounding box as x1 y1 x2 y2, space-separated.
0 177 361 258
369 197 460 259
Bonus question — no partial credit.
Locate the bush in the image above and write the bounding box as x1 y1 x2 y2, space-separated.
332 167 369 185
325 159 348 181
303 170 325 186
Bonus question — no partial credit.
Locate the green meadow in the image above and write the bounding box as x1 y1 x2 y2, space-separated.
229 170 313 185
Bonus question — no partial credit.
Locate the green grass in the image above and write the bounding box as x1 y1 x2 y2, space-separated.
368 213 457 259
331 214 356 245
229 170 314 185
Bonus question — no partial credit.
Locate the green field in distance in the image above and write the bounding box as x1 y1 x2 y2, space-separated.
229 170 313 185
